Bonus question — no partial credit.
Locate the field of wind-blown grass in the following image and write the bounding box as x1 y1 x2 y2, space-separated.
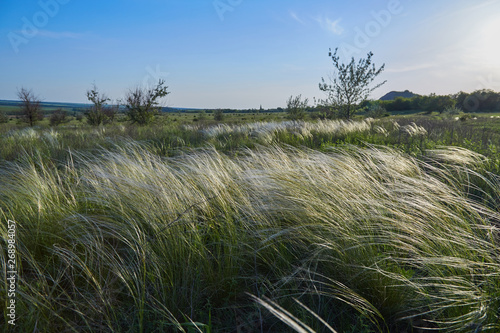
1 119 500 332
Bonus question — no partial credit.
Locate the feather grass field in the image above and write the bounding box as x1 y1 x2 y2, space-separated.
1 124 499 332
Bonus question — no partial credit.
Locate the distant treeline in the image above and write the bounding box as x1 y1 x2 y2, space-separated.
162 107 286 114
3 89 500 117
373 89 500 113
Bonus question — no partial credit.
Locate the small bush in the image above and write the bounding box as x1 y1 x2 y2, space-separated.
442 106 462 118
365 105 389 118
286 94 308 120
125 80 169 125
49 109 67 126
214 109 224 121
0 110 9 123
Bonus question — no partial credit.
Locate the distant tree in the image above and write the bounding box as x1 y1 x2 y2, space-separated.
392 97 412 111
85 84 110 126
454 91 469 111
125 79 169 125
319 48 386 119
470 89 500 112
17 87 43 126
422 94 455 114
213 109 224 121
49 108 67 126
286 94 308 120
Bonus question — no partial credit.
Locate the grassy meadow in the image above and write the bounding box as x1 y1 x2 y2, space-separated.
1 113 500 332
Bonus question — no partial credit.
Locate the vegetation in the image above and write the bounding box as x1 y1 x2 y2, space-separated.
85 84 117 126
319 48 386 119
213 109 224 121
0 110 8 123
286 94 309 120
125 79 170 125
0 113 500 332
49 108 68 126
17 87 43 126
3 50 500 332
377 90 500 114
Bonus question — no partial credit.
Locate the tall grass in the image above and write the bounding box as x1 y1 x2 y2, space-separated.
1 141 499 332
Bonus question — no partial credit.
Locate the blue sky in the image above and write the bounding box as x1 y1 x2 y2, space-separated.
1 0 500 109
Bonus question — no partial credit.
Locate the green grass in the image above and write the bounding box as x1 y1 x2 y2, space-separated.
0 116 499 332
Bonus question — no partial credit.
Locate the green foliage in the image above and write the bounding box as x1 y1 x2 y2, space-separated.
197 110 207 121
85 84 111 126
1 141 499 332
49 108 67 126
380 94 455 113
421 93 456 113
213 109 224 121
0 110 9 123
319 48 386 119
286 94 308 120
442 106 462 118
365 103 389 118
125 79 169 125
380 96 412 111
456 89 500 113
1 115 500 332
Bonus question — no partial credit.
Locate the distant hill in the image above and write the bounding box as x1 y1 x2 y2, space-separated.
379 90 419 101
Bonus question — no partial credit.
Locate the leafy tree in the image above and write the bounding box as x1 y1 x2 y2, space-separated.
422 94 455 114
125 79 169 125
17 87 43 126
470 89 500 112
86 84 110 126
454 91 469 111
319 48 386 119
286 94 308 120
391 97 412 111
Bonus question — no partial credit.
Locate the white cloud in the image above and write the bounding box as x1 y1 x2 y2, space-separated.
314 16 344 35
289 11 306 26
